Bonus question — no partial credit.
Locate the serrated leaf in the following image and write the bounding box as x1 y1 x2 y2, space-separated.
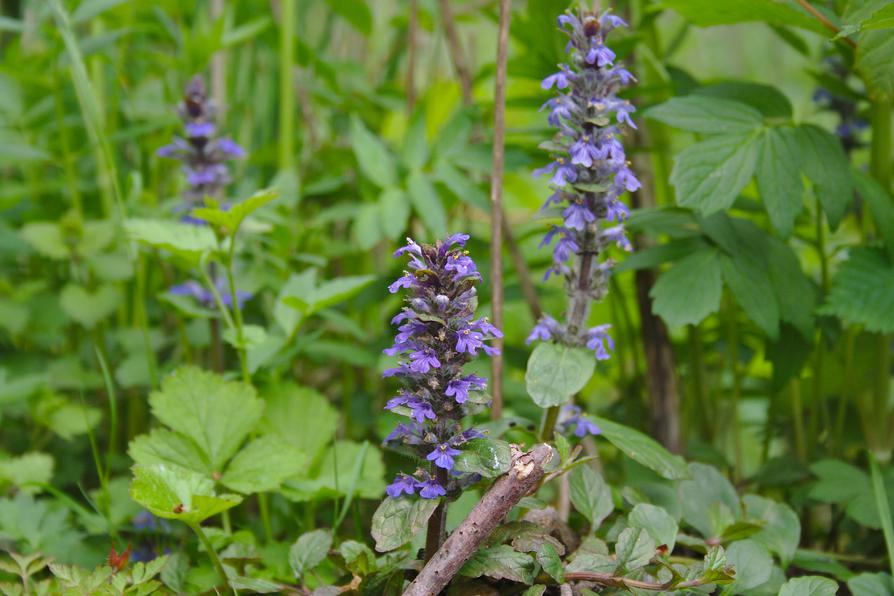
259 383 339 464
629 503 678 552
537 542 564 583
792 124 853 228
147 367 263 471
755 126 803 237
289 529 333 578
371 497 439 552
820 247 894 333
220 434 305 494
569 466 613 529
453 438 511 478
592 416 690 480
461 545 536 584
647 96 763 134
525 342 595 407
671 131 760 214
124 219 217 262
128 428 211 474
779 576 840 596
129 463 241 524
614 527 656 574
0 453 53 495
650 249 722 328
190 188 278 234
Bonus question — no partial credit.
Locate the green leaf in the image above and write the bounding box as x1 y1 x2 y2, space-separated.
59 283 121 329
324 0 372 35
744 495 801 567
353 203 384 250
259 383 339 464
289 529 333 578
614 527 656 574
853 3 894 100
282 274 375 317
792 124 854 228
283 440 385 502
847 572 894 596
820 247 894 333
407 170 448 238
525 343 595 407
0 453 54 495
378 187 411 241
661 0 827 34
453 438 511 478
537 542 564 583
461 545 536 584
678 463 739 538
435 161 490 212
148 367 263 471
401 110 429 170
190 189 278 234
339 540 376 576
779 576 840 596
720 251 780 339
629 503 678 552
569 466 613 529
220 434 305 494
725 539 773 592
650 249 723 328
647 96 763 134
129 463 241 524
371 497 439 552
693 82 793 119
592 416 690 480
350 116 396 188
671 131 760 214
767 236 815 338
522 586 547 596
855 170 894 258
19 222 69 259
128 428 211 474
124 219 217 263
755 126 803 237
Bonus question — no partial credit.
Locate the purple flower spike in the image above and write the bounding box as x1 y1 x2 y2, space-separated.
586 324 614 361
427 444 461 470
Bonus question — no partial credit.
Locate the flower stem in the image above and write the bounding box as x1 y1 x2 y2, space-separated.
424 467 450 563
224 239 251 384
188 521 233 593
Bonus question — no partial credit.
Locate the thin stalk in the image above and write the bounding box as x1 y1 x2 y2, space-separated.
188 521 234 593
224 239 251 383
52 78 82 218
725 298 743 481
790 378 807 462
834 328 857 452
278 0 296 172
424 467 449 563
869 452 894 577
488 0 511 420
689 325 711 441
540 405 561 442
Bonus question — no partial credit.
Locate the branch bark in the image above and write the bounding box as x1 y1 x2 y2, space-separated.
403 444 553 596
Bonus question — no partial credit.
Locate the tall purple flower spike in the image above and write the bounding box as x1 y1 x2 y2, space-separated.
530 9 639 369
157 75 245 205
383 235 502 499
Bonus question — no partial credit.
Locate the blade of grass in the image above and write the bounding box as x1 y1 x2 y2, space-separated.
334 441 369 531
869 452 894 577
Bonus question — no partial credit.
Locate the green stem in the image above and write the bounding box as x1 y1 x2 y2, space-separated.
540 405 561 442
188 521 233 593
689 325 711 441
790 378 807 463
725 298 743 481
869 452 894 578
224 239 251 383
813 195 829 444
834 328 857 453
278 0 296 172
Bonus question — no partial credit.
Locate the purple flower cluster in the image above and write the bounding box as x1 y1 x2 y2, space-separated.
383 235 502 499
529 10 639 369
157 75 245 204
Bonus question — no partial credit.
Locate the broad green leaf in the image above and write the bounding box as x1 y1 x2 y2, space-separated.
614 527 656 574
565 552 617 574
647 96 763 134
378 187 411 241
453 438 511 478
220 434 305 494
700 545 736 584
324 0 372 35
720 251 780 339
124 219 217 263
59 283 121 329
671 131 760 214
435 161 490 212
401 110 429 170
678 463 739 537
755 126 803 236
283 440 385 501
592 416 690 480
128 428 210 474
129 463 241 524
536 543 564 583
19 222 69 259
353 203 384 250
726 539 773 592
259 383 339 463
283 274 375 316
820 247 894 333
848 572 894 596
148 367 263 471
767 236 815 338
461 545 536 584
273 269 316 333
661 0 827 34
650 249 723 328
744 495 800 567
569 466 613 529
629 503 678 552
34 394 102 440
779 576 839 596
525 342 595 407
855 170 894 258
289 529 333 578
190 189 278 234
350 116 396 188
0 453 53 494
792 124 854 228
694 82 793 119
339 540 376 576
407 170 447 238
371 497 439 552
